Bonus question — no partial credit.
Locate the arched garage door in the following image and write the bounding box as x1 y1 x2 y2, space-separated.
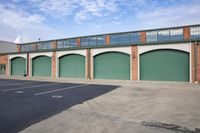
140 49 189 82
59 54 85 78
94 52 130 80
32 56 51 77
11 57 26 76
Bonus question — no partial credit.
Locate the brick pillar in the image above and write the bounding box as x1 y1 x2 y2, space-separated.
183 27 190 40
86 49 90 79
76 38 81 47
52 41 57 49
90 50 93 79
192 42 200 83
196 43 200 82
140 32 146 43
52 52 57 79
27 53 30 78
16 44 21 53
32 43 37 51
191 43 195 83
131 46 138 80
105 35 110 46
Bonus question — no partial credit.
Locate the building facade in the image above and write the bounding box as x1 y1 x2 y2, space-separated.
0 24 200 83
0 41 17 75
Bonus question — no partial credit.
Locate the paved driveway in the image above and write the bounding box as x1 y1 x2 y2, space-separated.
0 78 118 133
20 81 200 133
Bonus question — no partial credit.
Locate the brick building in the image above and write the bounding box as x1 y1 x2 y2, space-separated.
0 24 200 83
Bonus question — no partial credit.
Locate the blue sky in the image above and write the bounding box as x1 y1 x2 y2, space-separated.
0 0 200 43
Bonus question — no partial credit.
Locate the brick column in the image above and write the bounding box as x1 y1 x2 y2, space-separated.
183 27 190 40
192 42 200 83
86 49 90 79
90 50 93 79
16 44 21 53
191 43 195 83
76 38 81 47
52 41 57 49
140 32 146 44
105 35 110 46
196 43 200 82
52 51 57 79
32 43 37 51
27 53 30 78
131 46 138 80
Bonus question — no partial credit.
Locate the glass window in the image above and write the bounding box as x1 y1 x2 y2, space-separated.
57 39 77 49
20 44 33 52
57 41 64 49
146 31 158 42
64 39 77 48
130 32 140 43
158 30 170 41
80 37 89 47
88 36 97 46
110 33 129 45
96 35 106 45
37 42 52 50
190 26 200 39
170 28 183 40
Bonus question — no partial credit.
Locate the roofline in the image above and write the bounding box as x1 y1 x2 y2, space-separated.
20 23 200 45
0 40 16 45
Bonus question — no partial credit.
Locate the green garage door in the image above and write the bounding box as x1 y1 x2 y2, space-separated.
140 49 189 82
32 56 51 77
11 57 26 76
94 52 130 80
59 54 85 78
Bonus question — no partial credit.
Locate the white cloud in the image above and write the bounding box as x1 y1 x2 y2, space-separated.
28 0 118 22
0 4 61 43
136 1 200 28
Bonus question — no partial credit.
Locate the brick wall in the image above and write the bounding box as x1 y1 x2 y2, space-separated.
191 43 195 82
183 27 190 40
105 35 110 46
27 53 30 78
0 55 9 76
76 38 81 47
17 45 21 53
52 52 57 79
196 43 200 82
140 32 146 43
191 42 200 83
131 46 138 80
52 41 57 49
85 49 89 79
90 50 93 79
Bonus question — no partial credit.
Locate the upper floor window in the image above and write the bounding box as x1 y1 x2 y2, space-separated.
80 35 106 47
20 44 34 52
37 42 52 50
158 30 170 41
57 39 77 49
129 32 140 43
190 26 200 39
96 35 106 45
146 31 158 42
170 28 183 40
110 33 129 45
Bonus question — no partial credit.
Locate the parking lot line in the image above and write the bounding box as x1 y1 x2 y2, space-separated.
34 84 89 96
0 81 35 87
1 82 61 92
